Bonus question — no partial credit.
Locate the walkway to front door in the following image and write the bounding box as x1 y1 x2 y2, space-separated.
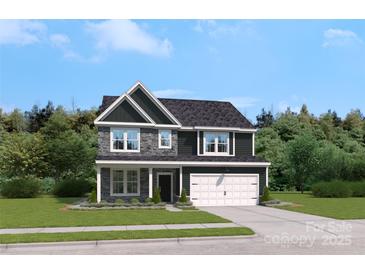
157 173 173 203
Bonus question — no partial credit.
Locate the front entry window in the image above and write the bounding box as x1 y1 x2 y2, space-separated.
111 169 139 195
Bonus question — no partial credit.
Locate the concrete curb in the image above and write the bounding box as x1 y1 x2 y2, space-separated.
0 234 257 250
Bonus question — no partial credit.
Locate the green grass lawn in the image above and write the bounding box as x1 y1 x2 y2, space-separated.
272 192 365 219
0 197 229 229
0 227 254 244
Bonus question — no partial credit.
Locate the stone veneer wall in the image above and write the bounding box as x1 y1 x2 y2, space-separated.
98 127 178 157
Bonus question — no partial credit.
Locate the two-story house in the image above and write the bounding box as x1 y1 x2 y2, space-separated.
95 81 270 206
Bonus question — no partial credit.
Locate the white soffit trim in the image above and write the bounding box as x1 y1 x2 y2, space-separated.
96 160 271 167
94 92 156 124
193 126 257 133
127 81 182 126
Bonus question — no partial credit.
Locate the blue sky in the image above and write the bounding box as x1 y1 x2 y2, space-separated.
0 19 364 121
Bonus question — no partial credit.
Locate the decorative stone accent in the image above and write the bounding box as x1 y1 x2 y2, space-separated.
98 127 178 157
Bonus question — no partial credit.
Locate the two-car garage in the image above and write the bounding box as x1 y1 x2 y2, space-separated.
190 174 259 206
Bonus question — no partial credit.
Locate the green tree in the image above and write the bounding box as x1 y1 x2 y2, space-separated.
4 109 26 132
46 130 96 179
25 101 55 132
286 134 320 193
256 108 274 128
0 133 48 177
40 108 71 139
273 110 300 142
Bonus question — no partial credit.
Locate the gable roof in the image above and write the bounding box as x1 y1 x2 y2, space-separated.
100 96 254 129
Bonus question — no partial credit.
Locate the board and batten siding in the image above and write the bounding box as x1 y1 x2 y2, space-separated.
182 166 266 196
130 88 174 125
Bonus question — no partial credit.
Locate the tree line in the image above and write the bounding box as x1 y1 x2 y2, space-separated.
255 105 365 192
0 102 364 193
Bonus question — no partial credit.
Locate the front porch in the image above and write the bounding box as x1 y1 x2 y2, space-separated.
96 165 183 203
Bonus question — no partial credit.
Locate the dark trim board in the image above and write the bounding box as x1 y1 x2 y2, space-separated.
182 166 267 196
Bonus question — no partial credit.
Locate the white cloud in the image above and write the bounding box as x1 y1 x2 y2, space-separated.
48 33 82 61
0 20 46 45
222 96 259 109
153 89 194 98
85 20 173 57
49 33 70 47
193 20 255 39
322 28 363 48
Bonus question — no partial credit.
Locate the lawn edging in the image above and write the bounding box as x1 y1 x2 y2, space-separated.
0 235 257 249
0 227 254 245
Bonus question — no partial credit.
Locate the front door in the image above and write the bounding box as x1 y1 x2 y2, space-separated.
158 174 172 203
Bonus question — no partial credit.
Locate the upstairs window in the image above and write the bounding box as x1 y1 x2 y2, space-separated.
204 132 229 155
159 130 172 149
111 128 140 152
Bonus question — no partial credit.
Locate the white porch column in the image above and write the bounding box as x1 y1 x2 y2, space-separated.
252 132 256 156
266 166 269 187
179 165 183 195
148 167 153 198
96 166 101 203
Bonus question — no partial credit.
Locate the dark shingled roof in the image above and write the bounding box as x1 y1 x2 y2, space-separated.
100 96 254 129
96 155 267 162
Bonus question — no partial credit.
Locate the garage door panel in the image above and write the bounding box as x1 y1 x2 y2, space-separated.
190 174 259 206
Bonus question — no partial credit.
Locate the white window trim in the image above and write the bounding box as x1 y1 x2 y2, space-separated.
203 131 230 156
158 129 172 149
110 168 140 196
110 127 140 153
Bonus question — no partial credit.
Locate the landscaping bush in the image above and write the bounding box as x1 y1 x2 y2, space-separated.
311 181 353 198
88 189 97 203
130 197 140 204
0 176 41 198
54 177 92 197
144 197 152 203
152 187 161 204
179 188 188 203
115 198 125 204
349 182 365 197
40 177 56 194
260 186 272 202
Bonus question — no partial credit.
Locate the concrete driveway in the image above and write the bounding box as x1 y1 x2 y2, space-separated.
200 206 365 254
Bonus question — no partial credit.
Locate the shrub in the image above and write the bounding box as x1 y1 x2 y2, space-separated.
152 187 161 204
40 177 56 194
260 186 272 202
349 182 365 197
179 188 188 203
130 197 140 204
88 189 97 203
54 177 92 197
311 181 352 198
115 198 125 204
0 176 41 198
144 197 152 203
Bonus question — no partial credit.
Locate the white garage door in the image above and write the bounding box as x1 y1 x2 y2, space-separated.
190 174 259 206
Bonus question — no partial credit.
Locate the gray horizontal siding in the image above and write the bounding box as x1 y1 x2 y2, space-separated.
178 131 197 156
182 166 266 196
235 133 253 157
